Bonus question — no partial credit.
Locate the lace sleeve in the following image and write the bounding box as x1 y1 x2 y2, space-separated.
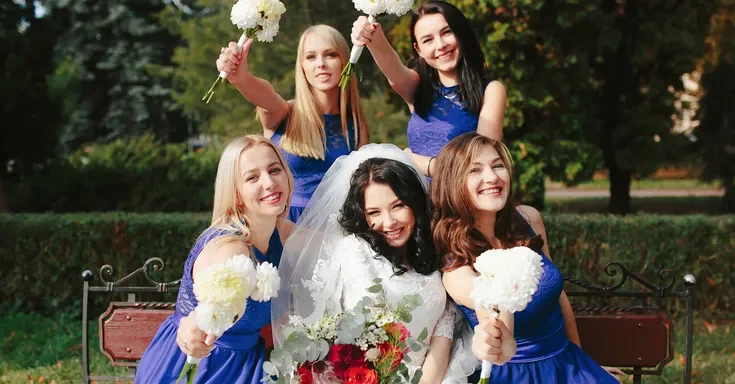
432 299 456 340
339 235 379 311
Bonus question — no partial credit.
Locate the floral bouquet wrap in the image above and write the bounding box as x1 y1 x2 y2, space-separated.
263 278 428 384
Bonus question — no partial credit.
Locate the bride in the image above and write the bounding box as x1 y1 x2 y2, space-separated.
272 144 475 383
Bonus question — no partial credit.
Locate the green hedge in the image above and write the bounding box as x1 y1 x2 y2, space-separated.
2 213 732 317
5 135 546 213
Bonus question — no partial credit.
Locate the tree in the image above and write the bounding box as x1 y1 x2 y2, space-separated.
158 0 386 138
1 0 64 211
696 1 735 211
389 0 715 214
47 0 187 151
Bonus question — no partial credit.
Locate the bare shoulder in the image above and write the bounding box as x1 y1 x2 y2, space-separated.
484 80 506 99
515 204 545 232
195 239 250 273
277 219 295 242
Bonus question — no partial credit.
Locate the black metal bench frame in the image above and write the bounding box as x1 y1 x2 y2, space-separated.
564 262 696 384
81 257 180 384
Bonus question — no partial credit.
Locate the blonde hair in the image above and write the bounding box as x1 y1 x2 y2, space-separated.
279 24 369 160
203 135 294 249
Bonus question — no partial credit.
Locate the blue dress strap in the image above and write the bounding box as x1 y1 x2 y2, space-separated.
253 229 283 267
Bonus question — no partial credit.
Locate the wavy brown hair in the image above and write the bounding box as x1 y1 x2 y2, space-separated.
431 133 543 272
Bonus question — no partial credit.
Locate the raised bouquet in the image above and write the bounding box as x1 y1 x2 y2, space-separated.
338 0 414 90
263 278 428 383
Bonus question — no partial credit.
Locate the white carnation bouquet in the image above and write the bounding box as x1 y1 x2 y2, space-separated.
338 0 414 90
469 246 544 384
202 0 287 103
176 254 281 384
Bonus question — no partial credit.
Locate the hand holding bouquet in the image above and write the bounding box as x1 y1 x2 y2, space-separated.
469 246 544 384
338 0 414 90
203 0 286 103
176 255 280 384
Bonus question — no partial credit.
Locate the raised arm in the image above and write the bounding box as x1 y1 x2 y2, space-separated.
477 81 507 141
351 16 420 106
217 38 290 135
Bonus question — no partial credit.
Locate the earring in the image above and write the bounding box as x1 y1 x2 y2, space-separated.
236 206 246 225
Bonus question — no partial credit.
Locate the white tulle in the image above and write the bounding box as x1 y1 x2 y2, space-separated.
270 144 477 381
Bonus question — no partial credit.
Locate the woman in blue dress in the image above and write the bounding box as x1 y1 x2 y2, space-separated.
350 0 506 177
217 24 369 221
135 135 296 383
431 133 618 383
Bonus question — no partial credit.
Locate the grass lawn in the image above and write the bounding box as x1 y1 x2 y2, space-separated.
544 196 728 215
546 179 721 191
1 311 732 383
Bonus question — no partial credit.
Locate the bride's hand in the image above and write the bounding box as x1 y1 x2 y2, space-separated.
473 314 516 365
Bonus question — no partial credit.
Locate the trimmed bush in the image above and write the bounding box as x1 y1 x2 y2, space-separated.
2 213 732 317
5 135 546 212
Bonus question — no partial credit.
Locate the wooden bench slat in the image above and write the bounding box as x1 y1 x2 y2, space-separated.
576 313 672 368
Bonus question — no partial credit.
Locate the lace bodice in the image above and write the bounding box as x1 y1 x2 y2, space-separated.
270 114 357 208
334 235 454 368
407 85 480 158
174 228 282 339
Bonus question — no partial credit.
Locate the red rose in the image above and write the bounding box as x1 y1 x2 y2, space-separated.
297 362 314 384
384 322 411 343
326 344 367 378
344 367 379 384
377 342 404 371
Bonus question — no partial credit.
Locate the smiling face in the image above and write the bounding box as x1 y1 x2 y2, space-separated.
465 144 511 214
301 33 343 92
363 182 416 249
237 144 290 218
412 13 461 76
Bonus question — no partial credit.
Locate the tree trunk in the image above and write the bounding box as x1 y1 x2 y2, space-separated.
0 174 7 212
723 175 735 213
608 164 632 214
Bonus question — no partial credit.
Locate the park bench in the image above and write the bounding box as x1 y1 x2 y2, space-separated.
80 257 274 384
563 262 696 384
82 258 695 383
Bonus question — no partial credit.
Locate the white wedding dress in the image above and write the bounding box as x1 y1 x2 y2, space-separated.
320 234 467 383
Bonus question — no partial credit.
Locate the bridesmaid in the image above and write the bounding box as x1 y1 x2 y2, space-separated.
218 24 369 221
135 135 294 383
431 133 618 383
351 0 506 177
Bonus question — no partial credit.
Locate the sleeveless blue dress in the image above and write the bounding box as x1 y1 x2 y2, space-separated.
269 114 357 222
135 228 283 384
456 226 617 383
407 85 479 158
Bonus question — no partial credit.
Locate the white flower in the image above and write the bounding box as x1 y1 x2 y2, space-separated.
252 261 281 301
365 347 380 361
193 257 254 313
255 20 280 42
258 0 286 20
195 302 241 336
353 0 387 16
231 0 260 30
384 0 412 16
470 246 544 313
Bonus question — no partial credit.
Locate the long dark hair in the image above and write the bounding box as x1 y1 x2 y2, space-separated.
408 1 490 119
338 158 439 275
430 133 544 272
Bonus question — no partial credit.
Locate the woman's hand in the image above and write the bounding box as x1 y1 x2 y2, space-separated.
176 311 216 359
216 38 254 86
473 314 516 365
351 16 383 47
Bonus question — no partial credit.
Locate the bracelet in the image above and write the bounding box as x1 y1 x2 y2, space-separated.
427 157 435 177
